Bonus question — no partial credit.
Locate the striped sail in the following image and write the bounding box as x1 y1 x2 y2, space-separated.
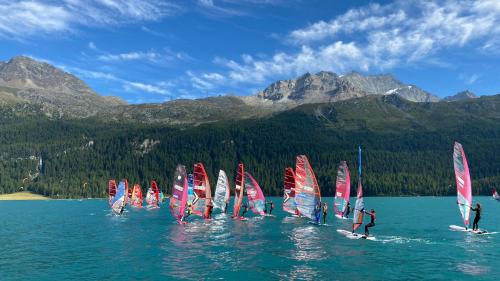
192 163 212 217
283 167 297 215
294 155 321 220
245 172 266 215
233 164 245 217
334 161 351 217
213 170 231 212
108 180 117 206
352 147 364 232
169 165 188 221
453 142 472 227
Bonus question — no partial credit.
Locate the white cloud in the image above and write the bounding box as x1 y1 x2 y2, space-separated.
0 0 179 39
88 42 98 51
211 0 500 85
123 81 169 95
98 51 164 63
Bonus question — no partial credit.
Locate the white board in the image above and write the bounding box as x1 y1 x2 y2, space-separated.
337 229 376 240
449 224 492 234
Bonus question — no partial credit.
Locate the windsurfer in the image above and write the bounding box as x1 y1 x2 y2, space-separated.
206 201 214 219
471 203 482 231
224 202 229 213
269 201 274 214
344 202 351 218
183 202 193 221
314 202 321 224
322 203 328 224
241 202 249 217
363 209 376 236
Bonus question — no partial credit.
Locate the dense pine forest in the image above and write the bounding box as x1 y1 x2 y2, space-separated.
0 95 499 198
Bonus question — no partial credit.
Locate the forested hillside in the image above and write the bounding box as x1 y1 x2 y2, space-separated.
0 94 498 198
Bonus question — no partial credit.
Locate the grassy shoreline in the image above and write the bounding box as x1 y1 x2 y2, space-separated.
0 191 49 200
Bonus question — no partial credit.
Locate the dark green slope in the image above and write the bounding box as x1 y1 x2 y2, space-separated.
0 94 499 198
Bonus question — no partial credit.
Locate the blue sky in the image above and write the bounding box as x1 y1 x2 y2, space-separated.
1 0 499 104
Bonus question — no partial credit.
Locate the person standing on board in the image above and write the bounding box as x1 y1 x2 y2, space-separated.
206 201 214 219
183 202 193 221
322 203 328 224
363 209 376 236
314 202 321 224
344 202 351 218
269 201 275 215
471 202 482 231
241 202 249 217
224 202 229 213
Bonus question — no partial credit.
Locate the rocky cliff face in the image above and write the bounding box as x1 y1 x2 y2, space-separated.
250 71 439 105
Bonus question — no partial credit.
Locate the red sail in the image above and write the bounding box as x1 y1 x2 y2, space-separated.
233 163 245 217
283 167 297 215
192 163 212 218
131 184 143 208
108 180 117 206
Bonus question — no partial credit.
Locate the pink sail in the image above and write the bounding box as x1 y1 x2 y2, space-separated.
130 184 143 208
192 163 212 218
283 167 297 215
233 163 245 217
169 165 188 221
244 172 266 215
453 142 472 227
334 161 351 217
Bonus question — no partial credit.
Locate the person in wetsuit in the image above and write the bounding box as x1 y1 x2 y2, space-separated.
364 209 376 236
344 202 351 218
224 202 229 214
471 202 482 231
322 203 328 224
206 201 214 219
269 201 275 215
314 202 321 223
241 202 249 217
183 202 193 221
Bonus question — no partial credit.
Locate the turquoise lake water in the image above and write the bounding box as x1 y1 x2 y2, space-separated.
1 197 499 280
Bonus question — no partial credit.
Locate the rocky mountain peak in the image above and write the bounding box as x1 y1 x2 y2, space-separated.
443 90 478 102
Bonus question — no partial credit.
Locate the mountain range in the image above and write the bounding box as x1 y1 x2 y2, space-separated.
0 56 482 123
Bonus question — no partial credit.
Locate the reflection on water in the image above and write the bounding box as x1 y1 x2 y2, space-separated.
289 225 326 261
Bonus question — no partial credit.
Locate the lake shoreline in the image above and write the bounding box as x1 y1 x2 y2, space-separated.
0 191 49 200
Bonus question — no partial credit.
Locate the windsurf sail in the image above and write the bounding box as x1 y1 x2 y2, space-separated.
111 179 127 214
334 161 351 217
493 189 500 201
213 170 231 212
187 173 194 205
169 165 188 221
127 184 133 205
294 155 322 220
131 184 143 208
233 163 245 217
353 147 364 232
245 172 266 215
192 163 212 218
108 180 117 206
453 142 472 227
146 180 160 208
283 167 297 215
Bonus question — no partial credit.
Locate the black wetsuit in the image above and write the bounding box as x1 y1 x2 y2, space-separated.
242 204 248 217
364 211 376 235
344 205 351 218
269 202 274 214
471 206 481 231
224 202 228 213
323 206 328 224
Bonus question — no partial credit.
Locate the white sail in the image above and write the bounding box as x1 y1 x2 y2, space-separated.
213 170 231 212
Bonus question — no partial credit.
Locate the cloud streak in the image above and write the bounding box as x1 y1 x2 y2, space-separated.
0 0 179 39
